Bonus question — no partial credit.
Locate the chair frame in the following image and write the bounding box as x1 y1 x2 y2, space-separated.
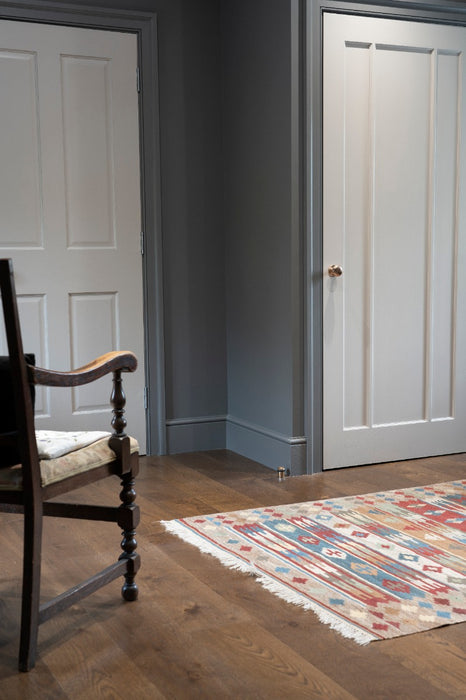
0 258 141 672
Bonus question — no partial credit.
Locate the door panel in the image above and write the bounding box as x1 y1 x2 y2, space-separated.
0 20 146 451
0 50 42 247
323 14 466 468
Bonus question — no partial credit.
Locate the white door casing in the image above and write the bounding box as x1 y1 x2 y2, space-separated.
323 14 466 468
0 20 146 451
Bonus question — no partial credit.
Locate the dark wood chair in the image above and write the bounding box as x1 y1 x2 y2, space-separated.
0 258 140 672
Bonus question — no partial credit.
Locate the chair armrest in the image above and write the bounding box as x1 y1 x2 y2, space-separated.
29 351 137 387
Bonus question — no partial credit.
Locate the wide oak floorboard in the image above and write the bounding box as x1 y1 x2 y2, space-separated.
0 450 465 698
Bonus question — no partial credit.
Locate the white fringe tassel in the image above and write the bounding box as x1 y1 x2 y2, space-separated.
162 520 376 646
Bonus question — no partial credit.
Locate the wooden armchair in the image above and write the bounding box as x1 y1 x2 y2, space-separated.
0 258 140 672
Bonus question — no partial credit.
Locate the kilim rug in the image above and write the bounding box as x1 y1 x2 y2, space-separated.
163 480 466 644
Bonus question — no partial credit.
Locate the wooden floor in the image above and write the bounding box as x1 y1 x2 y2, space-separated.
1 450 466 698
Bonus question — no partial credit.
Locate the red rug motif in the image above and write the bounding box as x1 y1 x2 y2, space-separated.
163 480 466 643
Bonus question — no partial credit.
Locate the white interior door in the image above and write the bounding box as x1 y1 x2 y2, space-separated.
0 20 146 451
323 13 466 469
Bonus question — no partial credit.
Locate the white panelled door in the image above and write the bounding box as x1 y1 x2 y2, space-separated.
323 14 466 469
0 20 146 451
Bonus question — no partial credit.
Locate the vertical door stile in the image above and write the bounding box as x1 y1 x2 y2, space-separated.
451 49 462 420
425 47 438 424
367 41 376 431
342 39 347 434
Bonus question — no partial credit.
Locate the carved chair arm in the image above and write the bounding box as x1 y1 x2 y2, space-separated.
29 351 137 387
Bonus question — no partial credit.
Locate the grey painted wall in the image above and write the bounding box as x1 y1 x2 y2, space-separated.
221 0 306 473
157 0 306 470
223 0 292 430
155 1 227 446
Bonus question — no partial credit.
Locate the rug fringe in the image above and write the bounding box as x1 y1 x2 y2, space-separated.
162 520 375 646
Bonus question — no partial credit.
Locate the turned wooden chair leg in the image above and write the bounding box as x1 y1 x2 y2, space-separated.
19 506 43 672
111 370 140 600
118 470 140 601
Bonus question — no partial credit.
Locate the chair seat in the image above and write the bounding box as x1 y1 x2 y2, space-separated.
0 435 139 490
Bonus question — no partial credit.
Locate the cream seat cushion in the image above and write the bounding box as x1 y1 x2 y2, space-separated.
36 430 111 459
0 435 139 490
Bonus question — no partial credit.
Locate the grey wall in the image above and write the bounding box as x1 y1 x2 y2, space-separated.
155 1 228 451
223 0 292 427
222 0 306 473
155 0 306 469
158 0 306 470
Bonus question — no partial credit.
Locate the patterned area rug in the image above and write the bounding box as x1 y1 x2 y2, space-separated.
163 480 466 644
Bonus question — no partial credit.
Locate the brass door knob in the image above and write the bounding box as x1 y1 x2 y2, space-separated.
328 264 343 277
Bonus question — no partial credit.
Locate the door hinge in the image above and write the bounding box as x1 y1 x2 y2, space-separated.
144 386 149 410
140 230 145 255
136 66 141 93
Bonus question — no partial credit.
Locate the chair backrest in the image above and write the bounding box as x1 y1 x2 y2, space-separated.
0 259 41 490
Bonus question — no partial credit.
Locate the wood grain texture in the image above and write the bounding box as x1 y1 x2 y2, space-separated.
0 450 466 697
31 351 137 387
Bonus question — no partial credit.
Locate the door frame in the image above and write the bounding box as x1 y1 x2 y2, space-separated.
305 0 466 473
0 0 166 455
